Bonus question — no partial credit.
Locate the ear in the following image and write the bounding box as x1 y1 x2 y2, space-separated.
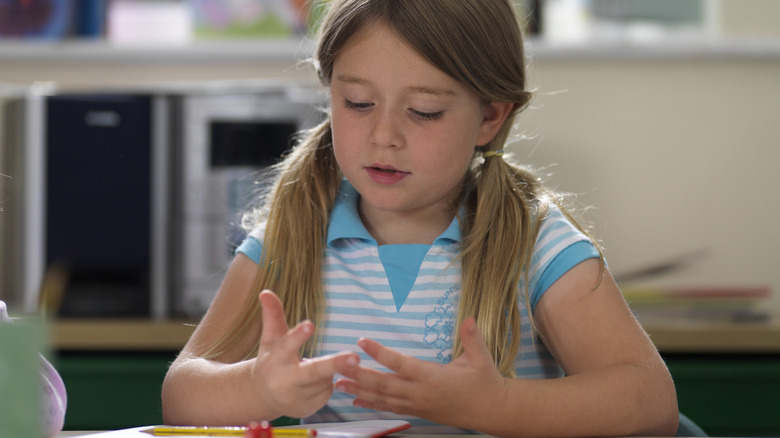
476 101 515 146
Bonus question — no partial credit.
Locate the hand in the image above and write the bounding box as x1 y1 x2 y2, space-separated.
250 290 360 419
336 318 507 429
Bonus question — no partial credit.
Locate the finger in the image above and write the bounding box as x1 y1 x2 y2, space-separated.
343 358 419 401
458 317 493 363
352 383 411 415
258 290 290 344
334 377 356 393
335 375 403 413
274 319 315 359
299 352 360 382
334 376 388 399
357 338 422 380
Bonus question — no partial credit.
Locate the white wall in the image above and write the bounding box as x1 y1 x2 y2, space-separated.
515 54 780 313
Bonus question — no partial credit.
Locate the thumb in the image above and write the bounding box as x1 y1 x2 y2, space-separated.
259 289 291 345
459 317 493 364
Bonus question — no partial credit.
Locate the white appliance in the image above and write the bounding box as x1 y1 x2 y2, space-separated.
173 85 325 317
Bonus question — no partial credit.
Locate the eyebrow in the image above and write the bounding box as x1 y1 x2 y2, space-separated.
335 74 457 96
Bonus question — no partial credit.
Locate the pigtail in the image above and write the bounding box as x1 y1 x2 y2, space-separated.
456 135 545 377
204 119 340 361
260 119 340 358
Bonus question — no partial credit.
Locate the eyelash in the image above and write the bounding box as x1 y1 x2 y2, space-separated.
343 99 443 122
343 99 371 111
410 108 444 121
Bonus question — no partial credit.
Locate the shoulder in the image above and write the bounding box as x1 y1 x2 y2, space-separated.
528 203 601 309
533 203 592 257
235 223 266 265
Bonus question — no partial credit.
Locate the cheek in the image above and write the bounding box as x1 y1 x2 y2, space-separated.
428 131 478 177
331 107 372 160
433 127 479 163
330 110 349 152
330 119 358 171
330 105 360 141
421 142 475 180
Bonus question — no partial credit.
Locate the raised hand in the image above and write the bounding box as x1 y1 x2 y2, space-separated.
336 318 507 429
251 290 360 419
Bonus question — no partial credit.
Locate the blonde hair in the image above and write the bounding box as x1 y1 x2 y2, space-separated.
206 0 602 377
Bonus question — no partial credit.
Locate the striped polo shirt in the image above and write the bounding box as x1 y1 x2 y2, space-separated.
237 180 599 432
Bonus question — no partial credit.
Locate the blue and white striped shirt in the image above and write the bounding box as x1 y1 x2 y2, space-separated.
237 180 599 432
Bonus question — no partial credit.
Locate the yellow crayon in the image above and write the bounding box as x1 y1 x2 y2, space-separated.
146 425 317 437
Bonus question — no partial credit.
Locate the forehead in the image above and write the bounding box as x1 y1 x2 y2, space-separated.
338 23 419 65
332 23 465 95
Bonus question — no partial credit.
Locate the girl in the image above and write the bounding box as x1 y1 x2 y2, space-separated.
162 1 679 436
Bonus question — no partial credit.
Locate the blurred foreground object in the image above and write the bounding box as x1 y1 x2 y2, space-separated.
0 300 67 437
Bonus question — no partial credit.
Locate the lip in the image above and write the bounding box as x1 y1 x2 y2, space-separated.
365 164 410 185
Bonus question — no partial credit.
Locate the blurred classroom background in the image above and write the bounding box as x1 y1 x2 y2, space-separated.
0 0 779 436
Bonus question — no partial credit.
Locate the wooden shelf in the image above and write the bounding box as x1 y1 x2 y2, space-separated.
642 319 780 354
51 319 197 351
51 318 780 353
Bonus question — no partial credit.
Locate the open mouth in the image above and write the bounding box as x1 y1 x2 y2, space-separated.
365 165 409 184
371 167 400 173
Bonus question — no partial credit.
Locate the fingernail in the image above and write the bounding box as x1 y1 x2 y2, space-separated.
346 355 358 367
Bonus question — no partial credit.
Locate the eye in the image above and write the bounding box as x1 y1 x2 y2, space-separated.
343 98 372 111
410 108 444 122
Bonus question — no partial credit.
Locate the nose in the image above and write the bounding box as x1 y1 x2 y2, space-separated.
370 107 404 149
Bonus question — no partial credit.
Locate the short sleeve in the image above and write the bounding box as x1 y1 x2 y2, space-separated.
528 207 600 311
235 227 264 264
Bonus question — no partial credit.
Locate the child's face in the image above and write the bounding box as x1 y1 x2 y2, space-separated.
330 23 499 225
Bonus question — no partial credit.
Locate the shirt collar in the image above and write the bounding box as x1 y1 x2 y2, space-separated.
327 180 462 247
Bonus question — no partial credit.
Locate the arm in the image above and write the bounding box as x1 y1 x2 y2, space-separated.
523 258 679 436
337 259 678 437
161 254 360 426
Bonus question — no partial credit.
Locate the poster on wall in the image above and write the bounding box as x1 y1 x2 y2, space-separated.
187 0 324 39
